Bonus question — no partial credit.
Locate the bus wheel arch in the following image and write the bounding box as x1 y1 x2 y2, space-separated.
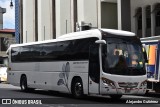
71 76 84 98
20 74 28 92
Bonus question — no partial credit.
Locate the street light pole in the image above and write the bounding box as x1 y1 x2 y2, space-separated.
10 0 14 9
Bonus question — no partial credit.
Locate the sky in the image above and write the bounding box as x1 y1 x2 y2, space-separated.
0 0 15 29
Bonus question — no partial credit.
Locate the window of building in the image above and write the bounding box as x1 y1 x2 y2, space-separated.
156 11 160 27
11 38 99 62
135 7 142 30
146 6 151 28
137 11 142 30
52 0 56 39
138 15 142 30
0 37 7 51
154 3 160 27
135 7 142 38
154 3 160 36
73 0 77 32
35 0 38 41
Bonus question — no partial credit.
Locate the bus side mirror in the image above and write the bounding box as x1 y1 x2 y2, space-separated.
95 40 106 44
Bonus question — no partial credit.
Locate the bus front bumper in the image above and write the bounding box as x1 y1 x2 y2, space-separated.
101 82 147 95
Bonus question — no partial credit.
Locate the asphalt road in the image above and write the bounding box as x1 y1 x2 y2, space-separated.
0 83 160 107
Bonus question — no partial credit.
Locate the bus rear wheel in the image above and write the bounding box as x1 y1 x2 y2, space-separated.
20 75 28 92
72 78 84 98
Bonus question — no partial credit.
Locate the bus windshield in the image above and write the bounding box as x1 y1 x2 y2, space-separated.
102 37 146 76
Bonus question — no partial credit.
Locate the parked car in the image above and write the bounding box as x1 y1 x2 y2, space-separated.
0 67 8 83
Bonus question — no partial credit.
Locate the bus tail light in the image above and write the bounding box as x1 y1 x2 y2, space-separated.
101 77 116 88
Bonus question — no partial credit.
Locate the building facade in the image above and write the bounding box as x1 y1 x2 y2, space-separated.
0 29 15 65
15 0 160 43
131 0 160 38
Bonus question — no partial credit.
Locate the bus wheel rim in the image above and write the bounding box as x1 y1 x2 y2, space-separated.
21 79 26 90
75 82 82 96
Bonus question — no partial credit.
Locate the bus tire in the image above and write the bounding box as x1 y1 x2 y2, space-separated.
71 78 84 98
20 75 28 92
110 95 122 99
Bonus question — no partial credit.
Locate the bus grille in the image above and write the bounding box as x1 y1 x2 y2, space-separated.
118 82 138 88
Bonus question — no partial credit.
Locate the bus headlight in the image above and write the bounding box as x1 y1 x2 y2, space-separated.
140 80 147 88
101 77 116 88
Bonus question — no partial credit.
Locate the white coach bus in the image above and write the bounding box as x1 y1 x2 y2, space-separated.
7 29 147 99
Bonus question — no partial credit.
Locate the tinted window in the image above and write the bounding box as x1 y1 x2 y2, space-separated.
42 43 57 61
31 44 43 61
20 46 32 61
71 38 97 60
11 47 21 62
56 41 71 60
102 36 146 76
11 37 98 62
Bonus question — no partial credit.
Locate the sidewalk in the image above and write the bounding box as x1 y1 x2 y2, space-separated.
0 83 20 89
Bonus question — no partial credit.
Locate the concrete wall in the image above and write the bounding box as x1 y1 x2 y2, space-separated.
23 0 35 43
56 0 72 37
22 0 99 40
38 0 53 41
23 0 54 42
77 0 98 28
131 0 160 37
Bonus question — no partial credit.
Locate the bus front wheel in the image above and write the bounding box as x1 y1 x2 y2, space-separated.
20 75 28 92
72 78 84 98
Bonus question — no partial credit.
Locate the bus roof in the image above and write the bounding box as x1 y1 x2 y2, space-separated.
101 29 135 36
9 29 135 48
57 29 101 39
58 29 135 40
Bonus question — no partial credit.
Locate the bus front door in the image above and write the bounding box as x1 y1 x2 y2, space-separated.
88 45 100 94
